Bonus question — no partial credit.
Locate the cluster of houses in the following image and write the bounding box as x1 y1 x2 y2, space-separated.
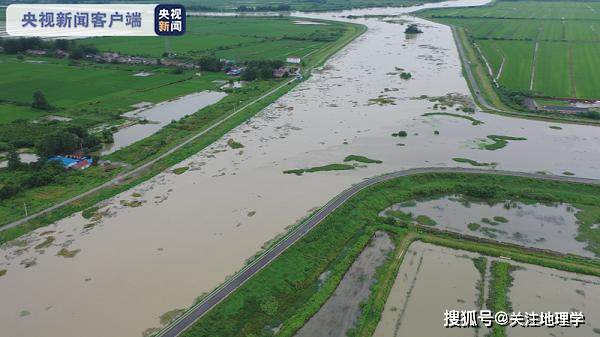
25 49 70 58
90 52 197 69
224 56 302 78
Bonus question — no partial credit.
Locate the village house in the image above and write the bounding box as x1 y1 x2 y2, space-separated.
286 56 301 64
26 49 47 56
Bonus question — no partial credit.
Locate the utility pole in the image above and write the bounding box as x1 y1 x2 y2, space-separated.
23 202 28 217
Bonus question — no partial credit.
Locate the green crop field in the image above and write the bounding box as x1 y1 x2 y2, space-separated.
87 16 344 60
421 1 600 101
0 55 222 120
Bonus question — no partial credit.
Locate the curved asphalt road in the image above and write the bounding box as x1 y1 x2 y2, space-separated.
156 167 600 337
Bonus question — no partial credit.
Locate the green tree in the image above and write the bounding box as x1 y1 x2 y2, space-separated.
32 90 51 110
7 147 21 170
404 24 423 34
35 131 80 157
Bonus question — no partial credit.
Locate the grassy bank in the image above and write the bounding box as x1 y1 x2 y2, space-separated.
165 172 600 336
487 261 514 337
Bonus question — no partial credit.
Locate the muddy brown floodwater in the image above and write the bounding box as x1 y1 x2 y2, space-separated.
2 0 600 336
373 242 481 337
374 242 600 337
295 231 394 337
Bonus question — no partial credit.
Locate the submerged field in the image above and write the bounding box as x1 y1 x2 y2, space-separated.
420 1 600 100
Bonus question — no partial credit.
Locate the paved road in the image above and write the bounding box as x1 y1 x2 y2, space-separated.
451 27 500 112
0 77 296 232
156 167 600 337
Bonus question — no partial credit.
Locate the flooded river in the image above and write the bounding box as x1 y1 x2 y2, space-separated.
2 0 600 336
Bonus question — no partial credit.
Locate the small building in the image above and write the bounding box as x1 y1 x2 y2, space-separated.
48 155 93 170
286 56 301 64
26 49 47 56
273 67 291 78
55 49 69 58
226 67 244 76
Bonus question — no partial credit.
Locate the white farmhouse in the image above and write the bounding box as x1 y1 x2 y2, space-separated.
286 56 301 64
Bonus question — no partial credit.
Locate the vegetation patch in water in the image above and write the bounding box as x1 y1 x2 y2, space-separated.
400 72 412 80
34 236 55 250
493 216 509 223
452 157 497 167
472 257 487 308
563 171 575 176
422 112 483 125
172 166 189 175
227 139 244 149
415 215 437 226
368 95 396 106
0 269 6 277
392 130 408 137
343 155 382 164
160 309 185 325
82 206 99 220
482 135 527 151
283 163 355 176
57 248 81 258
468 222 480 231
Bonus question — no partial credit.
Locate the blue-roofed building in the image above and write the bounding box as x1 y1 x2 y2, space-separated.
48 156 93 170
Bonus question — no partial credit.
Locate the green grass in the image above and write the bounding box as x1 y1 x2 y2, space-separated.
343 155 382 164
168 172 600 337
415 215 437 226
452 157 497 167
422 112 483 125
0 104 46 123
482 135 527 151
487 261 514 337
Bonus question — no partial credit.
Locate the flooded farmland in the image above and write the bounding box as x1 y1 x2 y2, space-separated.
2 0 600 336
510 264 600 337
295 231 394 337
101 91 227 155
384 196 597 257
374 241 600 337
373 242 481 337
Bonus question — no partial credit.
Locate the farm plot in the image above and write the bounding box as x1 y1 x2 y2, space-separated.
533 42 572 97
